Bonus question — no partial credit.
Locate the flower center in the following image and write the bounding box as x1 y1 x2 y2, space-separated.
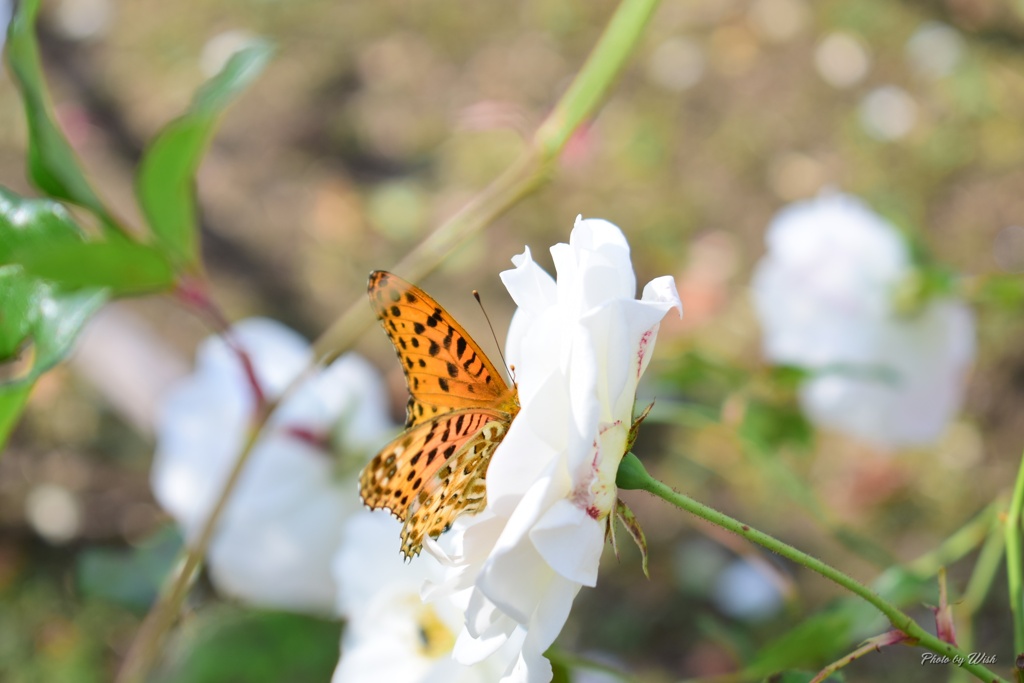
416 604 456 659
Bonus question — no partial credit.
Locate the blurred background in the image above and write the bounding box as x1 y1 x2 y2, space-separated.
2 0 1024 680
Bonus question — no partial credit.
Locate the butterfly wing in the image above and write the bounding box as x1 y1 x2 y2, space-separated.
399 418 508 558
364 270 521 557
367 270 515 427
360 407 508 558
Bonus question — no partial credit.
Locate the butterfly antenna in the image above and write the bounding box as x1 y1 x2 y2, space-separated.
473 290 513 382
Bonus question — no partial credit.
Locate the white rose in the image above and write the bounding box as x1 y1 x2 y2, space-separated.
332 512 515 683
751 193 975 448
152 318 394 614
429 217 681 682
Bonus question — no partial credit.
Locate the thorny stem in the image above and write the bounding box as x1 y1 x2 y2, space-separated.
678 501 999 683
618 454 1009 683
116 1 664 680
952 506 1007 683
810 631 914 683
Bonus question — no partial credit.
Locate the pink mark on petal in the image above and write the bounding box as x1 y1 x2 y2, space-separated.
637 329 653 378
585 505 601 520
569 439 601 510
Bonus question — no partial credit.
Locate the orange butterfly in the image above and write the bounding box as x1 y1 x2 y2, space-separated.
361 271 520 558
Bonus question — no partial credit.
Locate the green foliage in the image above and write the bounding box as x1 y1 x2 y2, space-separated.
745 565 934 677
0 383 32 446
746 604 867 677
975 274 1024 309
136 41 273 269
1 0 273 449
77 527 182 612
5 0 120 233
0 189 107 448
9 241 175 294
550 658 572 683
663 351 747 410
765 672 845 683
155 609 340 683
738 397 814 455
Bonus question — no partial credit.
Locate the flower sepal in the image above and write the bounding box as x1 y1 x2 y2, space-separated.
614 498 649 578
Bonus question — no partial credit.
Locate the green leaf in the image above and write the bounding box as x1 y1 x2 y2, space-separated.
9 241 175 294
739 397 814 455
975 273 1024 309
0 189 107 449
550 658 572 683
0 382 33 447
664 350 748 404
745 567 933 677
156 608 340 683
764 672 845 683
77 526 182 611
745 601 869 677
136 40 273 267
5 0 120 233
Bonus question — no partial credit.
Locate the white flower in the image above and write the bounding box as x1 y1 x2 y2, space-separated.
428 217 682 682
332 513 515 683
752 193 975 448
711 559 784 621
151 318 394 614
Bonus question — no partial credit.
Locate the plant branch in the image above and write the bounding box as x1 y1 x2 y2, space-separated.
116 405 270 683
313 0 662 362
618 453 1008 683
951 505 1007 683
116 1 664 679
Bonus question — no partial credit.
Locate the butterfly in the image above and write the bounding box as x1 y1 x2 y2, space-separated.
360 271 520 558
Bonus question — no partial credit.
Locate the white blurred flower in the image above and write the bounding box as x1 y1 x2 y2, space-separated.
428 217 681 682
752 193 975 448
859 86 918 141
152 318 394 614
646 38 705 92
54 0 113 41
814 32 870 89
905 22 963 80
711 559 783 621
747 0 809 45
333 513 514 683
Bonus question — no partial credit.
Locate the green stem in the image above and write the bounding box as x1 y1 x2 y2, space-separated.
116 407 269 683
619 454 1008 683
534 0 660 155
903 499 1000 577
1006 449 1024 668
313 0 662 362
952 507 1007 683
117 1 664 680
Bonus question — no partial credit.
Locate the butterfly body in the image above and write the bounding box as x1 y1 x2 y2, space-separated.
361 271 519 558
